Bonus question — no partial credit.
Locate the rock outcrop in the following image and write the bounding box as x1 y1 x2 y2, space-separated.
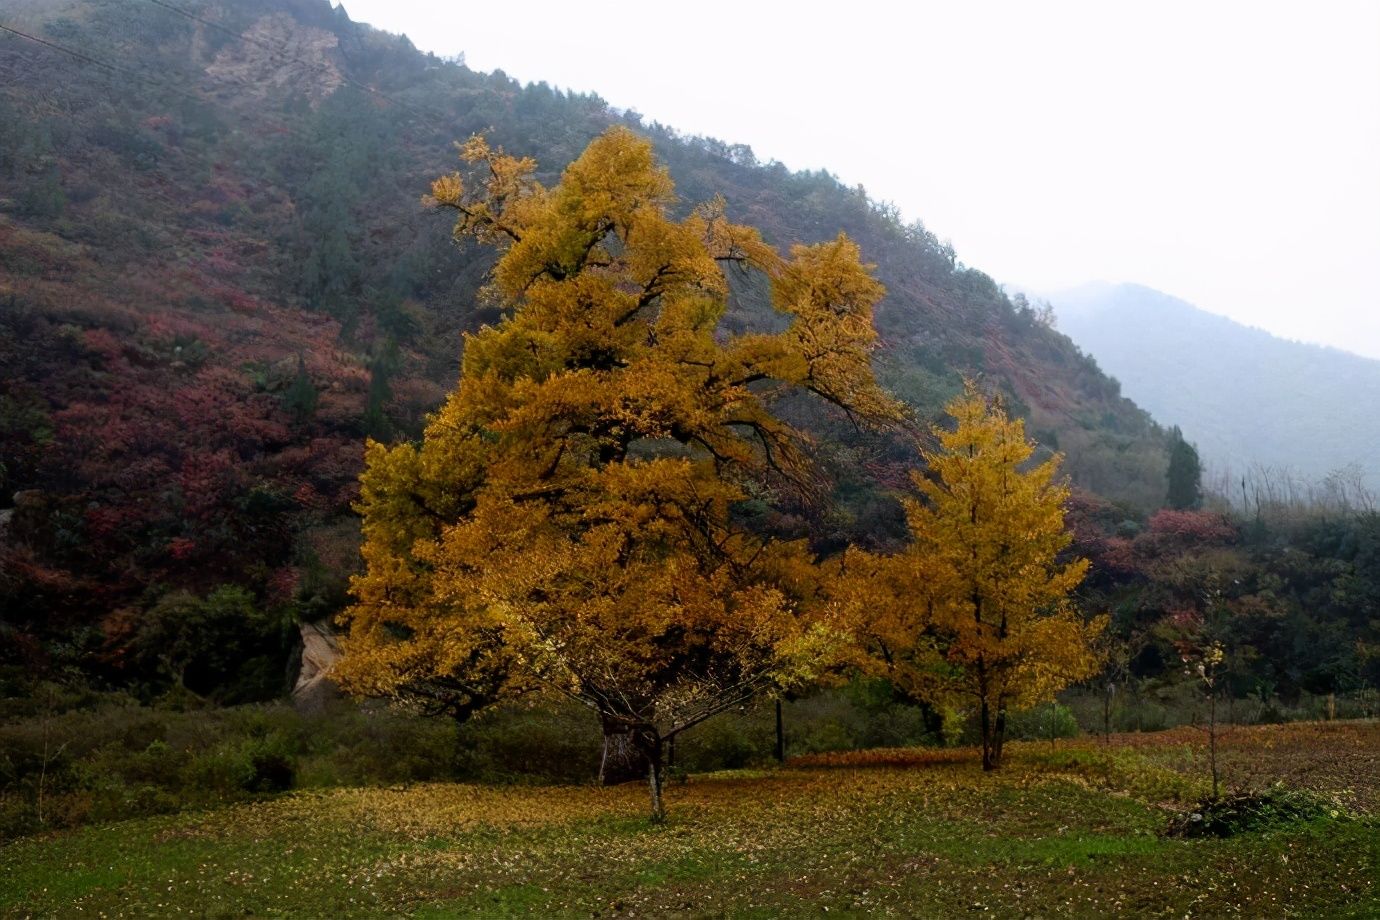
204 13 344 106
291 619 343 713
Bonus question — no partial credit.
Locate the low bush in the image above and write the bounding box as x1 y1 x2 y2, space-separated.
674 712 765 772
1005 703 1080 741
451 702 601 784
1165 785 1340 838
1 678 964 838
18 678 1357 840
242 739 296 792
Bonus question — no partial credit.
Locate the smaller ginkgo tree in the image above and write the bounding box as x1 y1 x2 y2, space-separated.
839 382 1104 770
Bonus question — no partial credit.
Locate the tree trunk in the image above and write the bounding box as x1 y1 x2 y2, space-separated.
598 718 644 786
636 729 666 822
993 704 1007 768
980 698 996 771
774 698 785 763
1103 682 1114 745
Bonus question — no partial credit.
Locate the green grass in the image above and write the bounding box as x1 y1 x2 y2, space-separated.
2 730 1377 918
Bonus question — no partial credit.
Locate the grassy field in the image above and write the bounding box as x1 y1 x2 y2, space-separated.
2 722 1376 918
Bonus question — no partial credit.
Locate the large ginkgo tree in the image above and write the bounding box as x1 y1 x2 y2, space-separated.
335 127 899 819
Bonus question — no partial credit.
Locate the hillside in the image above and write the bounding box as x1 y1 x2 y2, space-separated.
0 0 1167 698
1050 282 1380 494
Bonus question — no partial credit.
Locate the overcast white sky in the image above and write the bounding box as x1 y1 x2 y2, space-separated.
340 0 1380 359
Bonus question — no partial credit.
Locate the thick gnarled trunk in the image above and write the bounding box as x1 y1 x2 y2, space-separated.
598 718 645 786
598 719 668 821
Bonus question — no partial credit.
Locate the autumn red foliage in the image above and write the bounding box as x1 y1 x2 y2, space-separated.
1147 509 1237 543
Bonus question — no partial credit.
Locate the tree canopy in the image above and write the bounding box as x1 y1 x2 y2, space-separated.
336 126 900 817
839 384 1104 769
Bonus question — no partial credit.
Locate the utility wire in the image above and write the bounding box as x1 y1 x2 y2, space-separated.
0 18 338 147
0 21 219 111
0 19 441 284
0 19 298 216
1 13 442 155
4 5 486 181
0 16 444 202
1 4 467 202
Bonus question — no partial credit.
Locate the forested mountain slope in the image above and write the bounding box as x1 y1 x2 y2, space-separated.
1051 283 1380 493
0 0 1167 697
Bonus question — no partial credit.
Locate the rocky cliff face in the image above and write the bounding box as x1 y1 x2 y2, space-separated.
203 13 345 105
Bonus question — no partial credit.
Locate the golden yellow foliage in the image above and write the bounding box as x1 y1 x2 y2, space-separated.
339 127 900 816
840 382 1105 769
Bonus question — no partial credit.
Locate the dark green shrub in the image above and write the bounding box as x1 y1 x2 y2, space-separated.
1006 703 1080 741
122 739 189 787
1166 786 1338 838
183 744 255 795
452 702 600 783
305 706 458 786
675 715 764 771
242 740 295 793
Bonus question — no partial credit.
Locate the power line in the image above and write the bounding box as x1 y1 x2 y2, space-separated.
0 13 445 154
3 3 487 178
0 21 216 111
0 18 443 288
0 15 449 200
0 17 335 148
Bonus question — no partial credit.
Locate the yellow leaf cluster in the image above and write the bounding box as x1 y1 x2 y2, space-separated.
339 128 900 736
835 383 1106 738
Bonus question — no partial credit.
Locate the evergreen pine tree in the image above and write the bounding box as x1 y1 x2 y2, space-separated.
1166 425 1203 509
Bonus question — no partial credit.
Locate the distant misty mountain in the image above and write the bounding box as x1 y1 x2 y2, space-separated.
1047 283 1380 492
